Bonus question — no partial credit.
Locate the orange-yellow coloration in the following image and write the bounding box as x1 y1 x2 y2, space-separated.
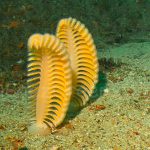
27 34 72 135
27 18 99 135
56 18 99 107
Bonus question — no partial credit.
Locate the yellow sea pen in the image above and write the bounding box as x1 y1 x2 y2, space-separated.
56 18 99 107
27 33 72 135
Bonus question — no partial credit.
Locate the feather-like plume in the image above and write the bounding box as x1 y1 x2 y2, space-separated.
56 18 99 107
27 33 72 135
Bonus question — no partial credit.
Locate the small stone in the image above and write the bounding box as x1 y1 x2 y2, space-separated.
104 88 109 94
50 145 59 150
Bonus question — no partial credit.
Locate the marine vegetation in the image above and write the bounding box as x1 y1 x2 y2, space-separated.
27 18 99 135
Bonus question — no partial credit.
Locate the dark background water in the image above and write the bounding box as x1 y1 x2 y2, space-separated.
0 0 149 70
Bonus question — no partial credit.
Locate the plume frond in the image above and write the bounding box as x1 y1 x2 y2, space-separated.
27 33 72 134
56 18 99 107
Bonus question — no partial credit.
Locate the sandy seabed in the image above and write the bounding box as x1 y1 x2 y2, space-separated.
0 42 149 150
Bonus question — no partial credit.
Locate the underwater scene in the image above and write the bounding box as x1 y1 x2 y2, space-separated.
0 0 150 149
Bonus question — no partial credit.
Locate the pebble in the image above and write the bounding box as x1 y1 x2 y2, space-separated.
104 88 109 94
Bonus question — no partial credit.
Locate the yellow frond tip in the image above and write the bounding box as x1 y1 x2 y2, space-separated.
28 33 43 50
